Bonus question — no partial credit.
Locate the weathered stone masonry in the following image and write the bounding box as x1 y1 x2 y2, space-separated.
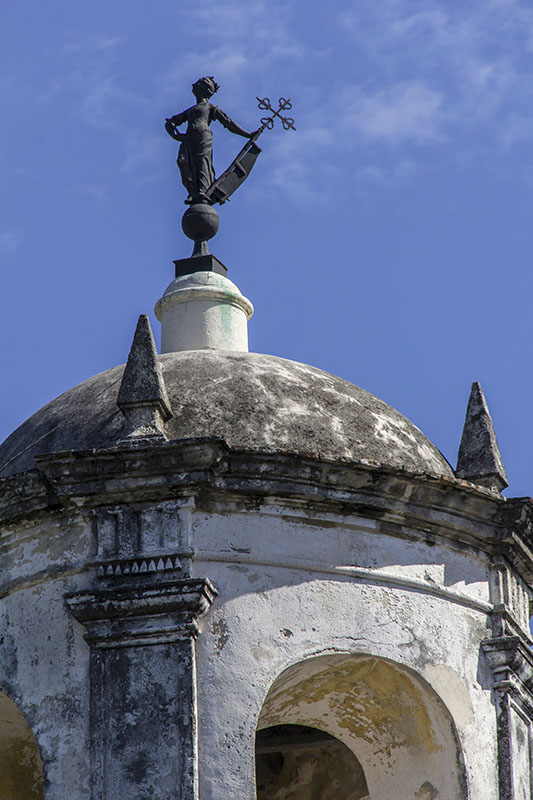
2 308 533 798
2 425 533 797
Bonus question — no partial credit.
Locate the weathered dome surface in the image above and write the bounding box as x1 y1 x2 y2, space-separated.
0 351 453 479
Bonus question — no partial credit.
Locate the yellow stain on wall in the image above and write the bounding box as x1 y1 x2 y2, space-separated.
0 694 43 800
259 656 441 760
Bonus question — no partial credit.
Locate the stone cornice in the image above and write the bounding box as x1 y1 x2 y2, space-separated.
482 635 533 709
66 578 217 648
2 437 533 583
35 438 499 521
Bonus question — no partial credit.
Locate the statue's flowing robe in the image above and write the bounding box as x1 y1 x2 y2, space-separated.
168 103 235 200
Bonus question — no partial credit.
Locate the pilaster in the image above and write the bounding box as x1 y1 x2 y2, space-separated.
67 578 215 800
482 636 533 799
65 494 215 800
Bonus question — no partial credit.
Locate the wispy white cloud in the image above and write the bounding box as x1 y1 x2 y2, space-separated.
121 133 163 175
158 0 306 107
259 125 336 204
0 231 24 252
159 49 251 108
62 184 107 205
354 159 416 188
63 34 125 57
343 82 446 144
42 34 146 129
338 0 533 148
180 0 268 38
179 0 302 57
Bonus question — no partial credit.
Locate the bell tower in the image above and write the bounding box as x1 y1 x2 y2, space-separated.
1 79 533 800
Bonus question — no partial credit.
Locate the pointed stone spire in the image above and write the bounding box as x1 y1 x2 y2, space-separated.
117 315 172 442
456 382 508 492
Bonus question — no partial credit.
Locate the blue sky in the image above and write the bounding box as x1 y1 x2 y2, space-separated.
2 0 533 494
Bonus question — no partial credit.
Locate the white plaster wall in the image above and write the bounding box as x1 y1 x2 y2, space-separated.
191 503 498 800
0 515 93 799
191 500 493 611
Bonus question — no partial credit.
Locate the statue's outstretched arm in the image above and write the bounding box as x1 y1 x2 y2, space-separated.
212 105 256 138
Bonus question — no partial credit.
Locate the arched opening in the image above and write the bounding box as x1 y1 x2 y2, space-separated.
256 654 467 800
0 692 44 799
256 723 369 799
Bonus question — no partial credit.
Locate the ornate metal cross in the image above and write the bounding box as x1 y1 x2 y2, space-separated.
256 97 296 132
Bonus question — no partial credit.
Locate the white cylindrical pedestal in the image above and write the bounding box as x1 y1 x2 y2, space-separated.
154 271 253 354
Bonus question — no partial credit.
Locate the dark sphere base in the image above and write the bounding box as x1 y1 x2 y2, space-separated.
181 203 220 242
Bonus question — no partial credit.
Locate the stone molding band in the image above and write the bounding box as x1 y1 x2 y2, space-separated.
196 550 493 614
155 283 254 320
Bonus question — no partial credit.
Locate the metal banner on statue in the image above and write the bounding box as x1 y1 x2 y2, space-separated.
204 138 262 205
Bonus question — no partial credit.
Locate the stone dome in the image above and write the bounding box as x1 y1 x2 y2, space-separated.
0 350 453 479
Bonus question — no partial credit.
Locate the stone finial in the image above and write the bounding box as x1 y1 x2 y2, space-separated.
117 315 172 441
456 382 508 492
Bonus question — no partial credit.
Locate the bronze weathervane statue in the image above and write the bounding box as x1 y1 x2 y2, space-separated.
165 77 295 260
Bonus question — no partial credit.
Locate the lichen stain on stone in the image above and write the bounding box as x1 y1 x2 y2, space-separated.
259 657 440 760
1 514 89 595
211 617 230 653
252 644 273 663
0 693 44 799
416 780 439 799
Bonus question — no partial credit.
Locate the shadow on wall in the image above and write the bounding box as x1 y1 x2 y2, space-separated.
256 654 468 800
0 692 44 800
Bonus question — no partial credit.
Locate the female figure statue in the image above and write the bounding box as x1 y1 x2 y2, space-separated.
165 77 257 205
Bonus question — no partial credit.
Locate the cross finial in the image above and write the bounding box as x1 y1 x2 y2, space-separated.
256 97 296 132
